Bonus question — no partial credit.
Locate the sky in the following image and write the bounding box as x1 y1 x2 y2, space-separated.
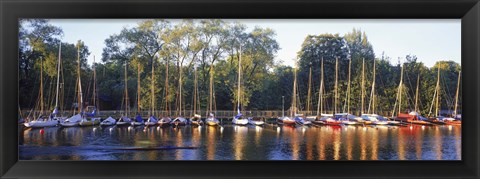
48 19 461 68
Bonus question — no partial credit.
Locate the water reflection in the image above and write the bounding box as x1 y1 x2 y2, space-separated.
206 126 217 160
233 126 248 160
19 125 461 160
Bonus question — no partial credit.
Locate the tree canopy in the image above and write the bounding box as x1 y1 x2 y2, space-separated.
19 21 461 117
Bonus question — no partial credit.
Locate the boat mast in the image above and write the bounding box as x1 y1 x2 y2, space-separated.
334 57 338 114
209 64 214 114
306 63 312 115
193 66 198 115
237 44 242 114
317 57 324 115
124 61 128 116
164 58 169 117
361 58 365 115
453 70 461 116
77 45 83 114
368 59 376 114
151 58 155 117
179 62 183 116
292 60 298 116
435 66 440 117
414 74 420 112
40 55 44 114
54 43 61 112
137 59 140 113
398 63 404 115
93 56 97 109
346 57 351 114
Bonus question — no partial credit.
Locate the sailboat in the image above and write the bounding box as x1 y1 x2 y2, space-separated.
394 63 431 125
131 61 144 126
189 67 203 126
305 62 317 122
425 66 447 125
248 61 265 126
205 64 220 126
24 44 63 128
360 59 388 125
277 59 311 126
116 61 132 126
79 56 101 126
427 67 461 125
171 61 188 127
446 70 462 125
337 58 360 125
158 58 172 126
61 44 87 127
145 58 158 126
100 116 115 126
102 59 118 126
315 57 341 126
232 44 249 125
359 58 374 124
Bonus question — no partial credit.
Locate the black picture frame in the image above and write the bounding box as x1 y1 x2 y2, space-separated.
1 0 479 178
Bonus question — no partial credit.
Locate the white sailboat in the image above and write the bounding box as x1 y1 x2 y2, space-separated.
171 60 188 126
232 44 248 125
145 58 158 126
24 44 63 128
61 44 86 127
205 64 220 126
337 57 359 125
132 61 144 126
277 59 310 126
451 70 462 122
364 59 388 125
158 58 172 126
79 56 101 126
117 61 132 126
317 57 341 126
100 116 116 126
189 67 203 126
359 58 376 124
305 62 317 122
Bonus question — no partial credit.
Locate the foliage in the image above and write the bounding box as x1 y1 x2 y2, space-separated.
19 20 462 118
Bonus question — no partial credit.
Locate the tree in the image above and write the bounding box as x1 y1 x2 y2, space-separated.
297 34 349 112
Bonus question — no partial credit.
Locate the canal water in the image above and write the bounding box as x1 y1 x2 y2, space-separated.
19 124 461 160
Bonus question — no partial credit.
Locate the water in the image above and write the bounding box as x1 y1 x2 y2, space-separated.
19 124 461 160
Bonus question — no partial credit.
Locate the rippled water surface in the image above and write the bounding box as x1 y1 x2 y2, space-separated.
19 124 461 160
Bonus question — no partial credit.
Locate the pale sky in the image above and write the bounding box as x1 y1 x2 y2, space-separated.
48 19 461 68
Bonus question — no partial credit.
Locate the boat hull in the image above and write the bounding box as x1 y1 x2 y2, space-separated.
206 121 218 126
116 122 131 126
373 121 389 125
191 120 204 126
323 121 342 126
100 122 115 126
249 120 265 125
277 117 296 125
171 117 187 126
24 120 59 128
341 121 358 125
79 118 100 126
445 120 462 125
144 122 157 126
60 122 79 127
131 122 144 126
157 118 172 126
427 118 446 125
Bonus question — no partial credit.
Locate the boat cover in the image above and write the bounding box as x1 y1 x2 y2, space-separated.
135 114 143 122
